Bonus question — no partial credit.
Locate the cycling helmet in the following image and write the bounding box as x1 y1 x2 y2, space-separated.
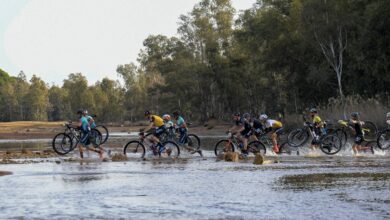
386 112 390 118
83 109 88 114
144 110 151 116
310 108 317 113
243 113 250 119
351 112 360 118
162 114 171 121
259 114 268 121
77 109 83 114
233 112 240 117
172 111 180 117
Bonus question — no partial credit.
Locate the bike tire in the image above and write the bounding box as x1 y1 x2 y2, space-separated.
214 140 234 156
288 129 310 147
248 140 266 155
279 142 293 155
52 133 74 155
161 141 180 158
334 129 348 148
362 141 376 154
377 129 390 150
362 121 378 141
319 134 342 155
187 134 201 150
96 125 109 144
123 140 146 158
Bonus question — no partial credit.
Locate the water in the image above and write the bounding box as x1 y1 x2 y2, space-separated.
0 135 389 219
0 155 389 219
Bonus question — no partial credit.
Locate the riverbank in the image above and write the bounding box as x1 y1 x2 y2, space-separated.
0 121 229 139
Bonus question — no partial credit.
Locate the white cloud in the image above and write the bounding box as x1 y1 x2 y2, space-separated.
4 0 254 85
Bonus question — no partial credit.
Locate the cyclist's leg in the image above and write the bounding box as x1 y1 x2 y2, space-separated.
79 131 90 158
272 127 283 153
353 135 363 155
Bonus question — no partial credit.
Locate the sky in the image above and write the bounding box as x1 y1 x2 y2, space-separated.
0 0 256 85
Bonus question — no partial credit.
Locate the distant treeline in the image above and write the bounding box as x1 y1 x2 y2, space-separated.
1 0 389 123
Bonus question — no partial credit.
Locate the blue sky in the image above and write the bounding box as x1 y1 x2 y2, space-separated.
0 0 255 85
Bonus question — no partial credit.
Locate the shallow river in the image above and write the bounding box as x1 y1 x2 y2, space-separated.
1 152 389 219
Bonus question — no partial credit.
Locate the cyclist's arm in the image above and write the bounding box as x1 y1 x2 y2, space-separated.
143 122 154 133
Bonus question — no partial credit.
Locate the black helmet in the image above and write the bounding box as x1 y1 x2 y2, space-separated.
243 113 250 119
310 108 317 113
144 110 151 116
351 112 360 118
233 112 240 117
172 111 180 116
77 109 83 114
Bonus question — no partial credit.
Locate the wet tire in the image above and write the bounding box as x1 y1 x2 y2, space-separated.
90 129 103 147
248 141 266 155
362 141 376 154
288 129 310 147
334 129 347 148
96 125 109 144
123 141 146 158
319 134 342 155
187 134 201 150
52 133 73 155
377 130 390 150
362 121 378 141
279 142 293 155
214 140 234 156
161 141 180 158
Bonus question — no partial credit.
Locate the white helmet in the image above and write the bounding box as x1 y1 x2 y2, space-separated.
259 114 268 121
386 112 390 118
162 114 171 121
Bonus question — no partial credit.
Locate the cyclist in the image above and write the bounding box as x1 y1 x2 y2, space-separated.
259 114 283 153
309 108 326 150
349 112 364 155
84 110 96 129
173 111 202 156
75 109 103 159
142 110 167 154
162 114 174 128
386 112 390 127
228 113 252 156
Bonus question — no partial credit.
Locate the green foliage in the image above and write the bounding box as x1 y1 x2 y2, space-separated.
0 0 389 122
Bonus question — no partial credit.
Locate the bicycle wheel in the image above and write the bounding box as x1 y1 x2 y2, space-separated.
214 140 234 156
52 133 73 155
279 142 293 155
187 134 201 150
362 121 378 141
334 129 348 147
248 141 266 155
377 130 390 150
123 141 146 158
90 129 103 147
319 134 342 155
161 141 180 158
288 129 310 147
96 125 109 144
361 141 376 154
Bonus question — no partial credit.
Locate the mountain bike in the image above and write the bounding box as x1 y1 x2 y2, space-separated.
287 122 342 155
123 132 180 159
154 126 201 155
376 128 390 150
253 129 293 155
333 120 378 147
52 122 102 155
214 133 266 156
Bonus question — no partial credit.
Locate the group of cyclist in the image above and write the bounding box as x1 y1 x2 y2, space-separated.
73 106 390 159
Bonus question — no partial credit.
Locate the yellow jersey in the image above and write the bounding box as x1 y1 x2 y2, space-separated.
150 115 164 127
266 119 283 129
312 115 323 127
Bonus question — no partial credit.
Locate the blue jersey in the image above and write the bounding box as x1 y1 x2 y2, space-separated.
87 115 96 129
80 116 90 132
176 116 186 128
